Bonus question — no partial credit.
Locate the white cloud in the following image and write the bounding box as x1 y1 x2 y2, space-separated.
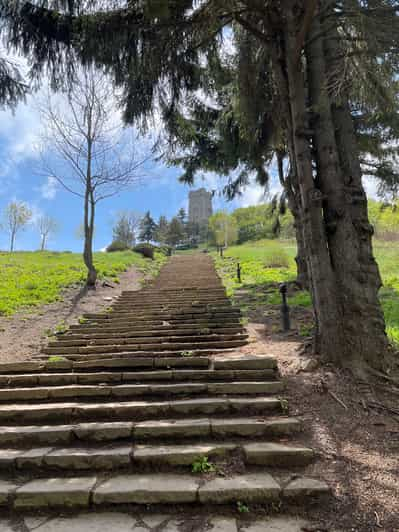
40 176 58 200
363 176 379 199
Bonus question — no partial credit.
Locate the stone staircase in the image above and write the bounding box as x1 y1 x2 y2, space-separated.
0 254 329 517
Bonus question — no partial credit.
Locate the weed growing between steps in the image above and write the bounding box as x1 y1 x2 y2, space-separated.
0 250 166 316
191 456 216 474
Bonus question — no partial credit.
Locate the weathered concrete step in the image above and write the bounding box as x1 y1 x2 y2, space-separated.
69 356 211 370
0 356 211 373
69 319 242 331
82 308 241 319
74 315 242 325
0 397 284 423
68 322 242 333
0 514 324 532
6 473 330 509
35 348 230 362
0 442 314 470
47 333 248 349
112 301 233 309
64 326 244 340
0 416 300 446
0 369 279 388
131 441 314 468
0 381 284 402
42 339 248 355
0 356 276 374
214 357 277 370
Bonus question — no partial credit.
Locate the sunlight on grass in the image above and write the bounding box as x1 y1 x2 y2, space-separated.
0 250 165 316
214 238 399 348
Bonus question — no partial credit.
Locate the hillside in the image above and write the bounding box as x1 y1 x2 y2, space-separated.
214 239 399 348
0 250 164 316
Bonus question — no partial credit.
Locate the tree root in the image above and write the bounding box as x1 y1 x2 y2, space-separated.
367 366 399 388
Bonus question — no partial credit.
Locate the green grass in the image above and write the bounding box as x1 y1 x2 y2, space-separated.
213 238 399 348
0 250 166 316
213 240 297 299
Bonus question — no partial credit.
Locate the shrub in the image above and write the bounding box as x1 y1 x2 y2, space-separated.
106 241 131 253
133 244 155 259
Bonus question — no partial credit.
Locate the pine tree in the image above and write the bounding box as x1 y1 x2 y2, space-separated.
177 208 186 225
139 211 157 243
165 217 184 248
155 215 169 245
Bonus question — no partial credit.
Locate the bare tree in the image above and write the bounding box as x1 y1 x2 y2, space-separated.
37 215 58 251
38 68 148 286
1 201 32 252
112 210 142 248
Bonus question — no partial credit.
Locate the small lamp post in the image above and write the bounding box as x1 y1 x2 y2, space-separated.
237 262 241 283
279 283 291 331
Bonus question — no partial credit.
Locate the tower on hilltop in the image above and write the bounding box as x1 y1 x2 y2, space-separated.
188 188 213 226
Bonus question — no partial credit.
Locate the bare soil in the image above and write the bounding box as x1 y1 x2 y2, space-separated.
233 287 399 532
0 267 143 364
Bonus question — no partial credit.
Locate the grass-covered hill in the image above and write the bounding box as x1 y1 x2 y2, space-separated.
0 250 164 316
214 239 399 348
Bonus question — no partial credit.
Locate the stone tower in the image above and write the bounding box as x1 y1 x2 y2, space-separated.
188 188 213 225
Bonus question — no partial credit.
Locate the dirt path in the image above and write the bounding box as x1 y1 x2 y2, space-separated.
232 291 399 532
0 267 142 364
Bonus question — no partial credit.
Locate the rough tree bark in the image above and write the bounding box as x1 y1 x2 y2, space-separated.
320 6 389 370
272 0 389 373
276 152 309 289
281 4 347 361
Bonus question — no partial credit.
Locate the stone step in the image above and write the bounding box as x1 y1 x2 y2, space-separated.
0 369 279 388
0 514 323 531
0 397 284 423
64 326 244 339
0 356 210 374
0 441 314 471
7 473 329 509
0 416 301 446
47 333 248 349
67 356 212 369
0 381 284 402
0 356 277 374
35 350 225 362
82 309 241 320
68 319 242 331
68 322 242 333
112 301 234 310
42 339 248 355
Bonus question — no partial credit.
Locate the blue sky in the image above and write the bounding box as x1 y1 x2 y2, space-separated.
0 92 269 252
0 64 380 253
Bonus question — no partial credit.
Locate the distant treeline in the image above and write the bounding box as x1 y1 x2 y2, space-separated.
212 199 399 247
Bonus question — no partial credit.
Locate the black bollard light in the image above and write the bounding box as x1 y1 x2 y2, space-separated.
220 246 224 258
279 283 291 331
237 262 241 283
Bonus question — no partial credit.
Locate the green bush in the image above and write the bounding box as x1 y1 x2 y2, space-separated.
106 241 131 252
133 243 155 259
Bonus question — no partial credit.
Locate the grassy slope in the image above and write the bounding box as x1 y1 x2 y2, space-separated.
214 239 399 346
0 250 165 316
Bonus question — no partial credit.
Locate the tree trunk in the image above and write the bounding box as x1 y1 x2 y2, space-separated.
272 2 389 374
84 188 97 288
276 152 309 289
10 231 15 252
41 234 46 251
318 8 389 371
281 3 349 360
